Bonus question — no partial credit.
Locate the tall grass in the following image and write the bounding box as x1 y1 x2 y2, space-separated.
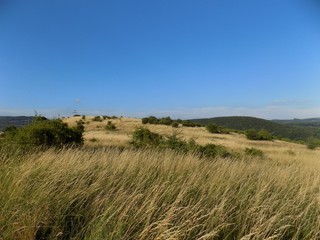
1 147 320 239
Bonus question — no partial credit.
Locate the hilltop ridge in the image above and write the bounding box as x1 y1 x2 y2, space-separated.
0 116 34 131
191 116 320 141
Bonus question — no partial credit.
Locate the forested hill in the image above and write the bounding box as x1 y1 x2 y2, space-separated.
0 116 34 131
273 118 320 127
191 116 320 141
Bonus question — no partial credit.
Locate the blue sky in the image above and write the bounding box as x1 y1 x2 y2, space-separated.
1 0 320 119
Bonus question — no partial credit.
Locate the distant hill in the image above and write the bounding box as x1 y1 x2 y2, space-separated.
273 118 320 127
191 116 320 141
0 116 34 131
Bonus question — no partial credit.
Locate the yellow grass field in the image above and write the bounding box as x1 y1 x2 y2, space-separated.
1 116 320 239
64 116 320 162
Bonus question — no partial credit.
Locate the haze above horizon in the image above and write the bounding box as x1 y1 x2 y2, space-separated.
1 0 320 119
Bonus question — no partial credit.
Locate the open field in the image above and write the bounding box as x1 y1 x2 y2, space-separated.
1 116 320 239
1 146 320 239
64 116 319 162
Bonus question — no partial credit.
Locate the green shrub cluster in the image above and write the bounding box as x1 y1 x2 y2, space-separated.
181 120 201 127
131 127 163 148
245 129 273 141
171 122 179 128
103 115 118 120
142 116 202 128
131 127 232 158
92 116 102 122
306 137 320 150
0 117 84 151
245 147 264 158
105 121 117 131
206 124 219 133
206 124 231 134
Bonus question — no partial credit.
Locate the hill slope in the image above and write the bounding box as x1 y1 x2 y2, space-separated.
191 116 320 141
273 117 320 127
0 116 34 131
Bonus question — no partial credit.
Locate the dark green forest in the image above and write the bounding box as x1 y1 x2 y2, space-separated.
191 116 320 142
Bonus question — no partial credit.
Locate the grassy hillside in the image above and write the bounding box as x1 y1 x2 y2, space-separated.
1 116 320 239
191 116 320 141
62 116 311 161
0 116 34 131
1 146 320 239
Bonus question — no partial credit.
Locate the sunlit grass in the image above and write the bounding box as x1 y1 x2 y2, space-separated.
1 146 320 239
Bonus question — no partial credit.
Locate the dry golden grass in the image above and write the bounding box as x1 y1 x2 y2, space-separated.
1 146 320 239
2 116 318 239
64 116 320 162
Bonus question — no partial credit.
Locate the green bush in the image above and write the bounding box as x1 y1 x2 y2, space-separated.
245 147 264 158
171 122 179 128
159 117 173 126
147 116 159 124
131 127 163 147
206 124 219 133
75 120 85 133
92 116 102 122
105 121 116 131
89 137 98 142
245 129 273 141
181 120 197 127
306 138 320 150
141 117 202 128
130 128 233 158
198 144 231 158
245 129 260 140
1 117 83 151
162 134 197 152
141 118 149 124
258 130 273 140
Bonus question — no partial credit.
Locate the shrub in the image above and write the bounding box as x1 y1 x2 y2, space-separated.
141 118 149 124
245 129 260 140
1 117 83 150
75 120 85 133
3 126 17 135
92 116 102 122
245 129 273 141
306 138 320 150
258 130 273 141
245 147 264 158
102 116 108 120
105 121 116 131
147 116 159 124
218 127 232 134
162 134 191 152
131 127 163 147
159 117 173 126
81 115 86 120
171 122 179 128
181 120 197 127
206 124 219 133
198 144 231 158
130 128 233 158
89 137 98 142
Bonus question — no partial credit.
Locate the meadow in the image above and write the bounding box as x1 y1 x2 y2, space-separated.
1 116 320 239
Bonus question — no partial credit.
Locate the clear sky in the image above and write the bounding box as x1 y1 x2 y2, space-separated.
1 0 320 119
